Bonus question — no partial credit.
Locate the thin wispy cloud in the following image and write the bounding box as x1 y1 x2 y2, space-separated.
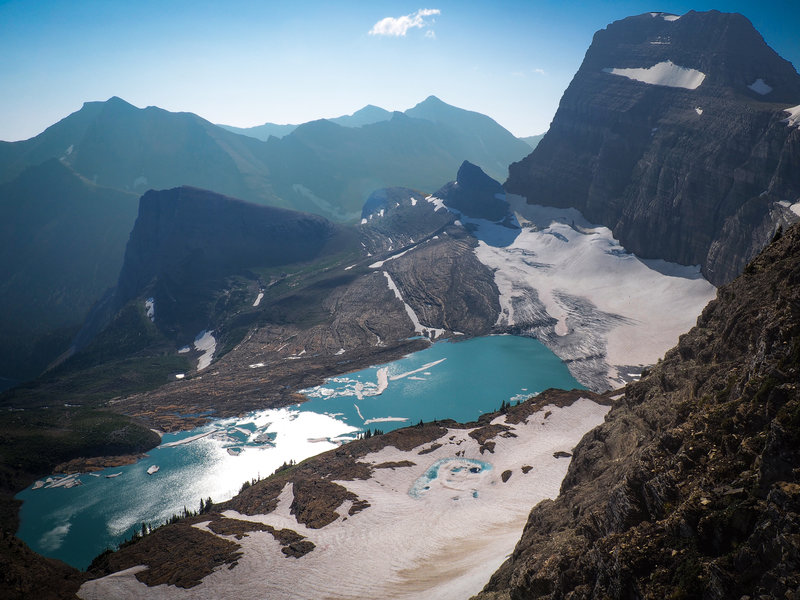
533 68 548 76
369 8 440 37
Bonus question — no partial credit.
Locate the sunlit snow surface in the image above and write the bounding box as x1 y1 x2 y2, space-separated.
473 198 716 388
193 330 216 371
603 60 706 89
78 398 610 600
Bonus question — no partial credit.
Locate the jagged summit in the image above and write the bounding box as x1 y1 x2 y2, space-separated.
586 10 800 100
507 10 800 286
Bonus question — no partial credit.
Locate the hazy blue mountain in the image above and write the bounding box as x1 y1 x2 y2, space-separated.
216 104 393 141
216 122 299 140
405 95 533 181
0 96 282 207
0 159 139 380
329 104 393 127
520 133 545 149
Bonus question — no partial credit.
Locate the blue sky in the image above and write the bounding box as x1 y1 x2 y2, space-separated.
0 0 797 141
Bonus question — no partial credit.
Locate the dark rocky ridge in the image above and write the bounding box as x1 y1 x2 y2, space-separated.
89 185 340 346
506 10 800 285
435 161 510 221
473 223 800 599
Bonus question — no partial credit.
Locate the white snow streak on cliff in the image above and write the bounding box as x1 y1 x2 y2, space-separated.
603 60 706 89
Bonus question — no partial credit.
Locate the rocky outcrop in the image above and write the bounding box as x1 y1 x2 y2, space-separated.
506 11 800 285
435 161 510 221
111 186 339 338
473 223 800 599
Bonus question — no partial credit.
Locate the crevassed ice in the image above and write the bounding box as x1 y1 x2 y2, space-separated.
603 60 706 90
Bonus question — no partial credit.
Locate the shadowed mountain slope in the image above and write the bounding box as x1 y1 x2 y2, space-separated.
506 10 800 285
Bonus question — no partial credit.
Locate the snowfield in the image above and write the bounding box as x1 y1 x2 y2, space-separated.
603 60 706 89
77 398 610 600
473 197 716 389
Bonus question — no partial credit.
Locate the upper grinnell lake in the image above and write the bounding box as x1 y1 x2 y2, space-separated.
17 334 583 569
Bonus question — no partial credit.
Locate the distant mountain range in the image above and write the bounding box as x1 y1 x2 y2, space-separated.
0 95 531 381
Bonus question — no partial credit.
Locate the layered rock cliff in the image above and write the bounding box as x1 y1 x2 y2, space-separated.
506 10 800 285
473 223 800 599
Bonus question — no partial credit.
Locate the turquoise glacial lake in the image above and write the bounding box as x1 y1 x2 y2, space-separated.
16 335 582 569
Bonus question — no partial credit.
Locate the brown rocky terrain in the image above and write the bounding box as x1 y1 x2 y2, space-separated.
473 223 800 599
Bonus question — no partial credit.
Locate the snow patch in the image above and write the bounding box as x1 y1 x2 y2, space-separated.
411 197 417 206
782 105 800 128
790 203 800 218
747 78 773 95
144 298 154 322
193 330 216 371
177 346 190 354
335 348 346 356
174 373 185 380
65 144 73 155
603 60 706 90
695 107 703 115
426 195 446 212
252 291 264 307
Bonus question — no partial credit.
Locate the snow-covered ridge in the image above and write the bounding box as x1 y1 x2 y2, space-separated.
77 398 610 600
603 60 706 90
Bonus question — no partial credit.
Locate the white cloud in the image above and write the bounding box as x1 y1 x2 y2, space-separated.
369 8 440 37
425 29 436 39
533 68 547 76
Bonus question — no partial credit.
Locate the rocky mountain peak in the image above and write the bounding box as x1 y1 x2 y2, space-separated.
506 10 800 286
586 10 800 101
434 161 509 222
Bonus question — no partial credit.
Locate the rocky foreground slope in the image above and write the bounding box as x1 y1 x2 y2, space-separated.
507 10 800 285
473 223 800 599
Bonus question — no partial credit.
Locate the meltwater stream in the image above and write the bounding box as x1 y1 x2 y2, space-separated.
16 335 583 569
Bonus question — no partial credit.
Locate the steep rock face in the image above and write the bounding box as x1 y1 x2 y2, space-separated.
114 186 338 337
435 161 510 221
0 159 138 380
474 223 800 599
506 11 800 285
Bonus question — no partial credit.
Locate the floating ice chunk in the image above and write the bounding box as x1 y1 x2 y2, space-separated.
411 197 417 206
748 78 773 95
603 60 706 90
144 298 154 322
